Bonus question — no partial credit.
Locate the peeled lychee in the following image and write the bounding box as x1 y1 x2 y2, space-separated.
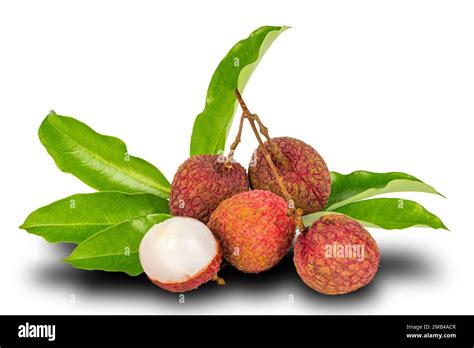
208 190 296 273
248 137 331 214
170 154 249 223
139 216 222 292
294 214 379 295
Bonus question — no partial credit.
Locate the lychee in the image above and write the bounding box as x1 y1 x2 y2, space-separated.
208 190 296 273
293 214 379 295
139 216 222 292
248 137 331 214
169 154 249 223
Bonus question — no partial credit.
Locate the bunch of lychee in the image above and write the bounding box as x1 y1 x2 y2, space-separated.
139 91 380 295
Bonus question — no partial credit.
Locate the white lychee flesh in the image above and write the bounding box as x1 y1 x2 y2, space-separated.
139 217 220 285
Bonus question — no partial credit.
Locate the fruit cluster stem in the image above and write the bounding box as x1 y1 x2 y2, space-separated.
247 115 293 203
252 114 290 169
212 274 226 286
225 112 245 168
234 89 306 231
233 91 290 168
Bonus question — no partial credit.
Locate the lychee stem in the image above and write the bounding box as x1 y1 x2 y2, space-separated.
233 88 251 114
234 90 289 168
295 208 306 232
225 111 246 168
247 115 293 203
252 113 290 169
234 89 306 230
234 90 290 201
212 274 226 286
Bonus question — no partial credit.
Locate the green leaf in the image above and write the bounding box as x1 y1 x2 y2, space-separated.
326 171 444 210
20 192 169 244
304 198 448 230
39 111 170 199
190 25 289 156
64 213 171 275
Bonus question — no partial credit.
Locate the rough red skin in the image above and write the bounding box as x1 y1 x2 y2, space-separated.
294 214 380 295
248 137 331 214
170 155 249 223
148 245 222 293
208 190 296 273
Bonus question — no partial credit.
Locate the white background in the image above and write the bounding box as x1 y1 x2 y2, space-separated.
1 0 473 314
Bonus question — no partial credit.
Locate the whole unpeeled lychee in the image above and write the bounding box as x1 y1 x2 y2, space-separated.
169 154 249 223
208 190 296 273
248 137 331 214
294 214 379 295
139 217 222 292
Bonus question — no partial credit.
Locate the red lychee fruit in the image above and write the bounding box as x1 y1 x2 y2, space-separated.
208 190 296 273
248 137 331 214
293 214 380 295
169 154 249 223
139 217 223 293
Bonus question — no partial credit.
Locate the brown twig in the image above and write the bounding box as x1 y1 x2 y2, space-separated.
225 112 246 168
212 274 226 286
295 208 306 231
234 90 289 168
252 113 290 168
247 114 293 204
234 89 306 231
234 89 251 115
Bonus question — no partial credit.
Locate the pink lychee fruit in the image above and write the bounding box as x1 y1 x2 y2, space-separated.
139 217 222 292
208 190 296 273
169 154 249 223
294 214 380 295
248 137 331 214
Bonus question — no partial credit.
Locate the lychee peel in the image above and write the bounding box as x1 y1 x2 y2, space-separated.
294 214 380 295
139 217 222 293
249 137 331 214
170 154 249 223
151 254 221 293
208 190 296 273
